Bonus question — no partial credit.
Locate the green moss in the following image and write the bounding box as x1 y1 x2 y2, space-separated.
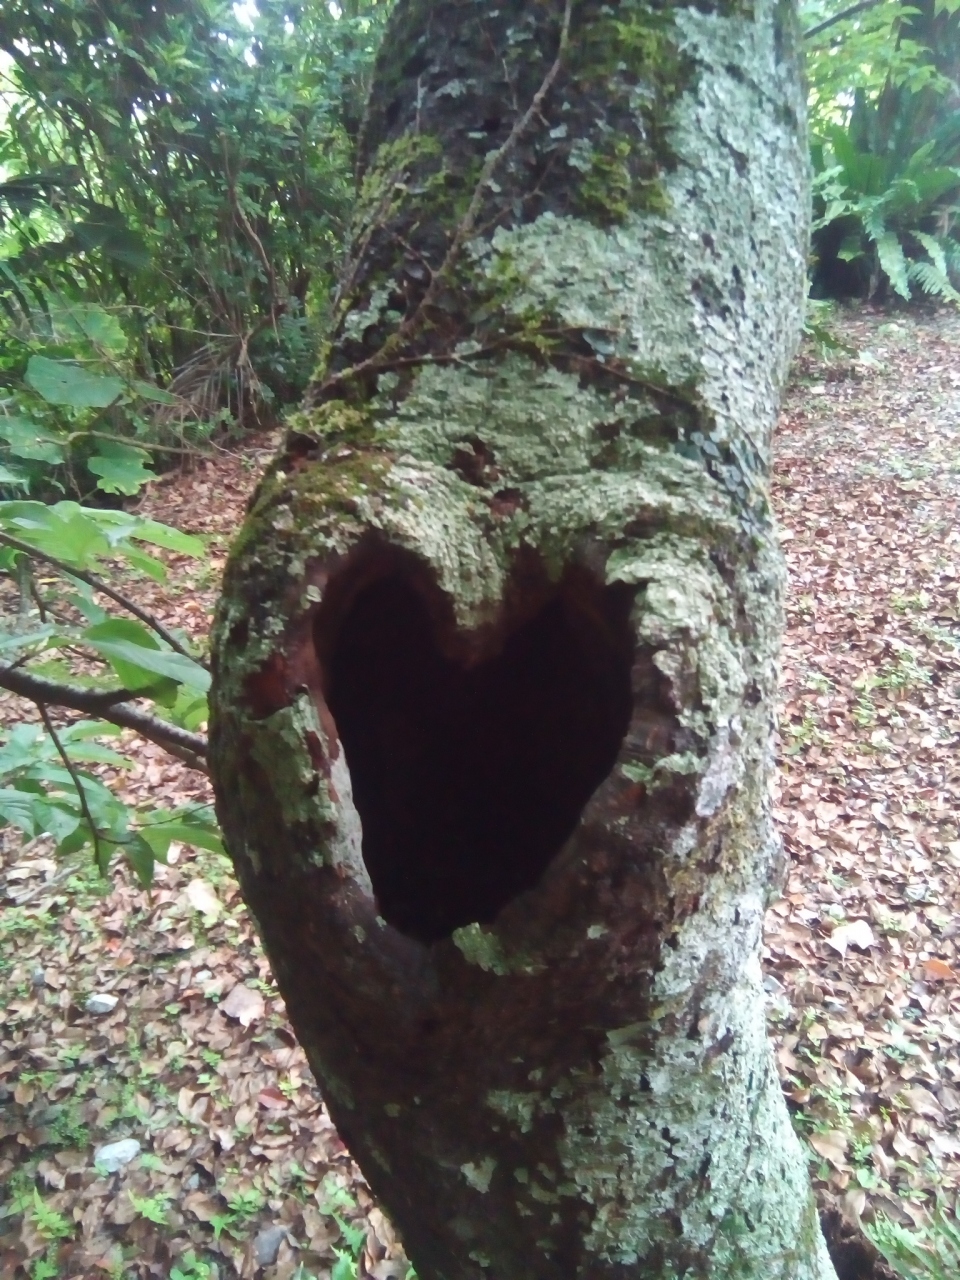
284 399 379 449
621 751 703 789
560 0 694 226
452 923 546 976
571 137 671 225
352 133 444 243
229 446 390 567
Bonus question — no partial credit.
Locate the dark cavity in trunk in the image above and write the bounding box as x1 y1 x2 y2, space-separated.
321 559 635 942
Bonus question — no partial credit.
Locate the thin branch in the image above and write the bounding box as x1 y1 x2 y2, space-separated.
0 531 206 666
66 429 207 458
804 0 883 40
36 701 105 870
0 664 209 773
318 0 573 399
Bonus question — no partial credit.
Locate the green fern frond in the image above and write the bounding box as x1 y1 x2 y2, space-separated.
908 258 960 302
875 230 912 299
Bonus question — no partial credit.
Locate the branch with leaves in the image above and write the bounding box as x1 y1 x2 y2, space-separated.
0 495 219 882
803 0 883 41
0 664 208 772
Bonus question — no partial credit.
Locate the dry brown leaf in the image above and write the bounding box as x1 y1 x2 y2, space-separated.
923 957 956 982
221 983 265 1026
184 877 222 921
808 1130 849 1169
825 919 876 957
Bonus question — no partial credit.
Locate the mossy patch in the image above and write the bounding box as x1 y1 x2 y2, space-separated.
569 136 671 225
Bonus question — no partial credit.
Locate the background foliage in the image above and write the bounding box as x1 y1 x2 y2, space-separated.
0 0 387 489
803 0 960 302
0 0 387 883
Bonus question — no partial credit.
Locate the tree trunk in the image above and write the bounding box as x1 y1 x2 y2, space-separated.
209 0 831 1275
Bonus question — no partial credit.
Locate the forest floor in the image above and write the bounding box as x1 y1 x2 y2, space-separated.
1 307 959 1279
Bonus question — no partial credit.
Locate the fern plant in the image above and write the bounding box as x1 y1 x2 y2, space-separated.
812 127 960 302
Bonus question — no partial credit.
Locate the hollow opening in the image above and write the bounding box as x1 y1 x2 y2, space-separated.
322 560 635 943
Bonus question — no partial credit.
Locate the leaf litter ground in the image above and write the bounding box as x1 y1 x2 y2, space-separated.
1 308 959 1277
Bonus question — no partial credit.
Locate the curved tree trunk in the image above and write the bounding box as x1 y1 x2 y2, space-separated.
209 0 831 1275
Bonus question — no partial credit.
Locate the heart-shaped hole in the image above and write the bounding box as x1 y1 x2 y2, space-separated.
320 554 636 943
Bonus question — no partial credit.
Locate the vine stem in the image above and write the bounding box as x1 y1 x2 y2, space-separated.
36 702 106 870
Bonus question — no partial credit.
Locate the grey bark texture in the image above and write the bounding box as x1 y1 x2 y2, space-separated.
209 0 834 1274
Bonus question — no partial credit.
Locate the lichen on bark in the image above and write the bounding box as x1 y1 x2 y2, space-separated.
209 0 833 1274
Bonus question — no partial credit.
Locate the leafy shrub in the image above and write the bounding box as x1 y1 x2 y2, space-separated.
0 495 220 882
0 297 190 497
803 0 960 303
811 126 960 302
0 0 388 427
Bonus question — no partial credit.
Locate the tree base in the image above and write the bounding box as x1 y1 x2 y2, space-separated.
820 1212 899 1280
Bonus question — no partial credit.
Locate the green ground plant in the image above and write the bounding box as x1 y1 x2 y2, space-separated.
866 1201 960 1280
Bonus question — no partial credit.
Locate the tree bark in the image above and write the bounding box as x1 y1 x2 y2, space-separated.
209 0 831 1275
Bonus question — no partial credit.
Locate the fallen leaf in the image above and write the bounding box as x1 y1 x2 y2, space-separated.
809 1130 849 1170
257 1086 287 1109
184 877 222 921
182 1191 223 1222
901 1086 942 1118
220 983 265 1026
923 957 955 982
825 919 876 957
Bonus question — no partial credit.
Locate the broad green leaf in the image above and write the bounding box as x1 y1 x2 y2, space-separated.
55 821 94 858
20 764 116 808
67 507 204 558
836 232 865 263
49 302 127 353
83 619 209 692
87 441 155 496
0 463 29 488
121 519 204 558
32 796 85 845
66 589 109 625
163 687 209 731
0 624 56 652
88 638 210 691
0 724 45 774
0 499 203 574
72 207 150 270
57 721 123 743
132 379 178 405
81 617 172 694
25 356 124 409
112 540 167 583
122 833 157 886
0 415 65 464
0 502 110 566
0 785 42 835
140 817 223 858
